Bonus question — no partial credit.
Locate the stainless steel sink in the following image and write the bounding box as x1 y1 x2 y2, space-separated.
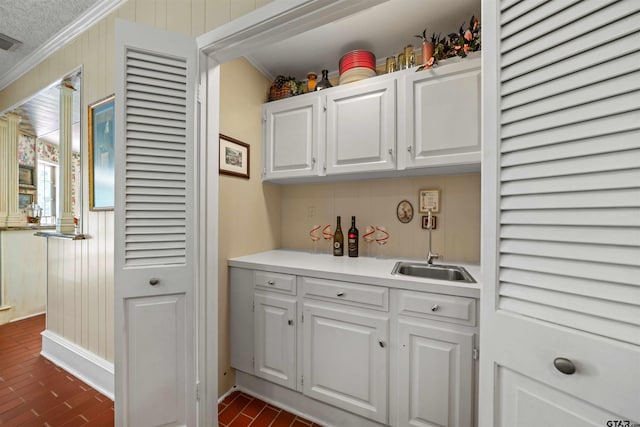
391 262 476 283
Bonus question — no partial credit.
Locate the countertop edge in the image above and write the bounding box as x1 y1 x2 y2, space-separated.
228 250 481 298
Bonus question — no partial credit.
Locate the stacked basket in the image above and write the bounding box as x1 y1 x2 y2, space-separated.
338 50 376 85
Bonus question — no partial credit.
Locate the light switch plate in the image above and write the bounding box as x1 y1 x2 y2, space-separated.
419 189 440 213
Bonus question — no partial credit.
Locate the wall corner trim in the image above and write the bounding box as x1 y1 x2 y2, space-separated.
0 0 126 91
41 329 115 400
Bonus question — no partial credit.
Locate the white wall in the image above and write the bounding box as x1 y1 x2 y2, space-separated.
0 230 47 324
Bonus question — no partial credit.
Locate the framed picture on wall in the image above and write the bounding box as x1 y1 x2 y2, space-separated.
88 94 115 211
219 134 250 179
18 192 34 209
18 165 35 187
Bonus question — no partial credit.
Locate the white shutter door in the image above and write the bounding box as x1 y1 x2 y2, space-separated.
480 1 640 425
114 20 197 427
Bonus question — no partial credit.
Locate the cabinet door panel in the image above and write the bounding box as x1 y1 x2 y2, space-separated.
498 367 624 427
263 96 322 180
397 317 474 427
403 58 481 169
303 302 389 423
326 79 396 174
254 293 296 389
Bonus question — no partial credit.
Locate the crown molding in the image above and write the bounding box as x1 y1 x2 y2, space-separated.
0 0 126 92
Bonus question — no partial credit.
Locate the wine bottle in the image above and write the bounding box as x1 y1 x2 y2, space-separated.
315 69 332 91
333 216 344 256
348 216 359 257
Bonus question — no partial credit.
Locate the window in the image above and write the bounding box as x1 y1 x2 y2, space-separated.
37 162 57 225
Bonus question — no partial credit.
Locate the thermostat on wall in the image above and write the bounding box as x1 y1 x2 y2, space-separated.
419 189 440 213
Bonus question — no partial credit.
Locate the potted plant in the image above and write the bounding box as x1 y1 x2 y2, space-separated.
417 15 481 70
414 29 438 66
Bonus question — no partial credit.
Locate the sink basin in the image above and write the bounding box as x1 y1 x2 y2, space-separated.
391 262 476 283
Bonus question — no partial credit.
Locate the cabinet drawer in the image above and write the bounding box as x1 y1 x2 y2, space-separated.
396 290 476 326
302 277 388 311
255 271 296 295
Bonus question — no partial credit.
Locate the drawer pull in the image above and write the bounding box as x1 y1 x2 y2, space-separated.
378 340 385 348
553 357 576 375
267 280 276 285
288 320 293 326
431 304 440 312
149 278 160 286
336 291 345 297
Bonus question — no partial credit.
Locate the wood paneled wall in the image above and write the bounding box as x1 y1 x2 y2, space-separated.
0 0 274 368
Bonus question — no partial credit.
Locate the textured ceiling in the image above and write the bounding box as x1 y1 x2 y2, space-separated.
0 0 100 80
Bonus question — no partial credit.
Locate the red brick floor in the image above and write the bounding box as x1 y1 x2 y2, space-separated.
218 391 323 427
1 315 321 426
0 314 114 426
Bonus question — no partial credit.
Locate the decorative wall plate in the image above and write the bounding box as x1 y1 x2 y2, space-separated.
396 200 414 223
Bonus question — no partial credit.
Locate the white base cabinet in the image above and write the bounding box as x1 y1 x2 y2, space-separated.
254 292 297 390
229 266 479 426
396 318 474 427
303 301 389 424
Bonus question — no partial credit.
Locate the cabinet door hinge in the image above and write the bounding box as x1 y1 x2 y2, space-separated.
252 301 255 312
252 357 255 369
301 375 304 386
196 381 200 401
301 312 304 323
473 348 479 360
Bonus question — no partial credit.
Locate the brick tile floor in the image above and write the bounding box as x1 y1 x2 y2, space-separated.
1 315 321 426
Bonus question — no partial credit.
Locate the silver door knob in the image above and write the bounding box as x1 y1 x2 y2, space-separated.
288 320 293 326
431 304 439 312
553 357 576 375
336 291 345 297
149 278 160 286
267 280 275 285
379 340 385 348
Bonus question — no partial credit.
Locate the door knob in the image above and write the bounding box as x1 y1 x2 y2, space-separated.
149 278 160 286
336 291 345 297
431 304 439 312
553 357 576 375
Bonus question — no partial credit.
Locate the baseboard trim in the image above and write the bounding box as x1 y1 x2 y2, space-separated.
9 311 46 322
40 329 114 400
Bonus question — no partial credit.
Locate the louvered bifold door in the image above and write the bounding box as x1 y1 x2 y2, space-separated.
114 20 197 427
481 1 640 425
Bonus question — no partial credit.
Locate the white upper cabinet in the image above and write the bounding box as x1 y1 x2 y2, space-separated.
263 95 323 180
400 56 481 170
325 78 396 175
262 56 481 183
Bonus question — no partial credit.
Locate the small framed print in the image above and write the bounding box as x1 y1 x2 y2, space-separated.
419 189 440 213
18 165 35 187
396 200 414 223
19 192 34 209
219 134 250 179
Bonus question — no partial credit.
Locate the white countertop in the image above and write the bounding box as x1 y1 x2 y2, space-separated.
228 249 481 298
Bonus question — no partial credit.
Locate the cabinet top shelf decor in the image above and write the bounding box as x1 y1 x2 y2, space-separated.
262 54 481 184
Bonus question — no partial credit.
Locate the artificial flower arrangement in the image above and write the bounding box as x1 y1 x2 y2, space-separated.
417 15 481 71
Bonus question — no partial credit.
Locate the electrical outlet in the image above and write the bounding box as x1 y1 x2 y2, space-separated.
421 215 436 230
307 206 316 219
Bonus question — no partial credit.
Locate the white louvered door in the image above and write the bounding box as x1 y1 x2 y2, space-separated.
480 1 640 426
114 20 197 427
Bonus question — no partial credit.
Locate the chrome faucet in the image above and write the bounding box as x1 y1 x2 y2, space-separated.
426 210 439 264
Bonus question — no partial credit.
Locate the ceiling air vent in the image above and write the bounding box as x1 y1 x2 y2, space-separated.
0 33 22 52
